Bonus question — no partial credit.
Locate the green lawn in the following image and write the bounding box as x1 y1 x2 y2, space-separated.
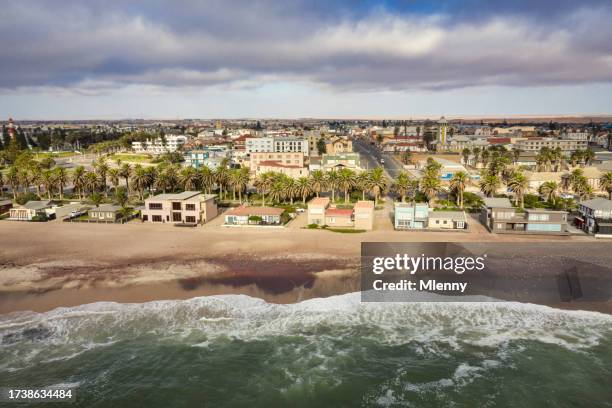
34 151 78 159
109 153 153 163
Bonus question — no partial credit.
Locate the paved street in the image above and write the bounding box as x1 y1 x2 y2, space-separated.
353 138 404 178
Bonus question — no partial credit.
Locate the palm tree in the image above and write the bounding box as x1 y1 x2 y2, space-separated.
284 177 297 205
254 172 275 206
89 192 103 207
29 164 43 198
309 170 326 197
326 170 340 202
393 171 412 203
84 171 99 196
584 149 595 166
94 157 110 197
420 174 442 205
107 168 120 194
356 171 370 200
131 164 152 200
229 167 250 203
154 168 171 194
115 186 129 208
337 168 356 203
507 172 528 208
200 165 216 194
72 166 86 200
7 166 19 200
179 167 200 191
449 171 469 208
41 169 55 200
119 163 132 194
268 179 286 204
215 164 230 200
367 167 388 205
461 148 471 166
599 171 612 200
54 167 68 201
539 181 559 204
479 173 500 197
294 176 313 205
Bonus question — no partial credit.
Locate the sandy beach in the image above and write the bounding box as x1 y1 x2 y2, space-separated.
0 219 607 314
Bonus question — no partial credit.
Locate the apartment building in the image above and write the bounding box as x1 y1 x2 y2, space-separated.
184 146 231 169
515 138 588 154
141 191 218 224
249 152 304 168
480 197 568 235
321 153 361 171
132 135 188 155
245 136 309 155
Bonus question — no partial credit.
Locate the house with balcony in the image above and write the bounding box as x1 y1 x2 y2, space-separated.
394 202 467 230
480 197 568 235
141 192 218 225
577 197 612 238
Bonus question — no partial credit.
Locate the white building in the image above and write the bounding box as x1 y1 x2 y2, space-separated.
132 134 188 155
245 136 309 155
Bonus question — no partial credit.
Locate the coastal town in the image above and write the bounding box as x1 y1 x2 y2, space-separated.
1 116 612 238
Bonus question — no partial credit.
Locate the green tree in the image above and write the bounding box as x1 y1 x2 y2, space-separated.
337 168 356 203
392 171 412 203
479 173 501 197
316 138 327 156
294 176 313 205
507 171 528 208
538 181 559 204
449 171 469 208
309 169 326 197
72 166 86 200
366 167 388 205
600 171 612 200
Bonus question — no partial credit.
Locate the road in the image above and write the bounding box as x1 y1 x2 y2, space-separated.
353 138 404 178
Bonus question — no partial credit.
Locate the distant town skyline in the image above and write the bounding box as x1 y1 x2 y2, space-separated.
2 0 612 119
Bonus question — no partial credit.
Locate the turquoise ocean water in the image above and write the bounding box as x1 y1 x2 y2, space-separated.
1 293 611 407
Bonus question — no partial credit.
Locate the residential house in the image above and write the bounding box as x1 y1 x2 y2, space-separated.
8 200 53 221
325 208 354 227
141 192 218 224
88 205 123 222
224 205 284 225
394 203 429 230
307 197 330 225
480 197 568 235
325 137 353 155
577 198 612 238
428 211 468 230
353 200 375 230
184 145 231 169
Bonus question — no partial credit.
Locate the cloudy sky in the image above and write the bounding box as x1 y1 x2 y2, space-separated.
1 0 612 119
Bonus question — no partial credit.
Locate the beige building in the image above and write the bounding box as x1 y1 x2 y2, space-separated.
307 197 330 225
253 161 309 178
353 200 375 230
88 204 122 221
325 137 353 155
141 191 218 224
249 152 304 168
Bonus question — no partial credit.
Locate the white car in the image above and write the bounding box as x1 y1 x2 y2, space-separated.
296 208 305 213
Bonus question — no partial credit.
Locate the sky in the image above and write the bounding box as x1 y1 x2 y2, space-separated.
1 0 612 119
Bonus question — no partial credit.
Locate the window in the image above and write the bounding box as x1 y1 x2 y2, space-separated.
456 221 465 229
172 212 182 222
186 216 196 223
143 215 148 221
149 203 162 210
186 204 196 211
172 202 182 211
152 215 162 222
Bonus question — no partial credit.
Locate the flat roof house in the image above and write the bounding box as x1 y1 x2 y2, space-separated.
325 208 354 227
307 197 330 225
88 205 123 222
428 211 467 230
353 200 375 230
480 197 568 235
141 192 218 225
8 200 53 221
394 202 429 230
224 205 284 226
577 197 612 238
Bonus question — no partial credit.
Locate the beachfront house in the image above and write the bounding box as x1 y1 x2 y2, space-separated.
88 205 123 222
141 191 218 225
224 205 284 226
307 197 330 225
576 197 612 238
8 200 54 221
306 198 375 230
353 201 375 230
480 197 568 235
394 202 467 230
394 203 429 230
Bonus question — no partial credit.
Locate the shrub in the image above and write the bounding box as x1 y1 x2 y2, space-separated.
16 192 39 205
248 215 262 223
307 223 319 229
30 214 49 222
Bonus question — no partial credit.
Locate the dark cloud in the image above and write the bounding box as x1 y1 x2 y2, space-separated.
1 0 611 93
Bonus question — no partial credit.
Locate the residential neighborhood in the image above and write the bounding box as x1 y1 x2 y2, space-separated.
1 116 612 238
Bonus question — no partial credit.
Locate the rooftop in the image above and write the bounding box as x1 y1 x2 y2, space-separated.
308 197 330 207
148 191 215 201
580 197 612 211
326 208 353 217
23 200 53 210
90 204 122 213
354 200 374 210
483 197 513 208
225 205 284 217
428 211 467 221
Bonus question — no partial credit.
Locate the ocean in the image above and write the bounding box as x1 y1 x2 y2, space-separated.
1 293 611 407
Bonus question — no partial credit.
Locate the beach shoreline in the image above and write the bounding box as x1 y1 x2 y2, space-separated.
1 222 609 314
